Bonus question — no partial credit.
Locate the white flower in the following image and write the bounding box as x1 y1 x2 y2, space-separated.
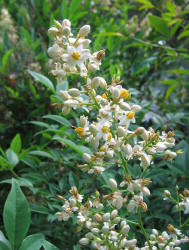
111 192 124 209
179 197 189 214
61 44 90 72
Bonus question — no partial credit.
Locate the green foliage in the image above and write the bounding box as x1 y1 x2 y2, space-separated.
0 0 189 248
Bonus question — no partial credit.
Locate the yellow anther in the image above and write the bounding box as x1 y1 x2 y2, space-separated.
102 93 107 99
126 111 135 120
120 89 130 99
75 127 84 137
72 51 81 60
101 125 110 134
100 146 106 152
108 133 112 140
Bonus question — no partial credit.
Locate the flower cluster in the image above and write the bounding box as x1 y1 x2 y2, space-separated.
164 188 189 215
48 19 104 83
56 186 188 249
48 19 188 249
0 7 18 44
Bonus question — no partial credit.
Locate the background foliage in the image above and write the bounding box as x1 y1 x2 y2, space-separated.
0 0 189 249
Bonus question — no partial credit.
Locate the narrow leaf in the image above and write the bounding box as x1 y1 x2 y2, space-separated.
6 149 19 167
27 70 56 94
43 114 71 127
29 151 54 160
10 134 22 154
53 136 83 155
149 16 169 37
3 179 31 249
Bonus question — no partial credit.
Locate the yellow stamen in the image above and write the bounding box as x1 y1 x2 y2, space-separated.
75 127 84 137
120 89 130 99
126 111 135 120
72 51 81 60
102 93 107 99
108 133 112 140
100 146 106 152
101 125 110 134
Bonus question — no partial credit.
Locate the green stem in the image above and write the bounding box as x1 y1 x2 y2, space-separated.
119 151 129 174
9 168 19 178
161 238 172 250
137 209 152 250
89 89 100 109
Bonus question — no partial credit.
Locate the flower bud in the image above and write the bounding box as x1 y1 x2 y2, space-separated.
48 27 59 36
156 142 167 152
103 212 110 221
113 216 120 223
117 126 126 137
91 77 100 88
85 232 93 240
121 220 127 228
152 229 158 236
64 99 76 107
119 101 131 111
89 124 97 133
142 187 150 196
62 26 71 36
102 222 109 232
112 87 120 99
94 213 102 223
62 19 71 27
99 77 107 88
68 88 80 97
79 25 90 37
109 178 117 189
80 115 87 126
48 44 63 58
123 144 133 156
111 209 118 218
79 238 89 245
60 90 70 100
135 127 146 136
62 106 70 115
122 225 130 234
91 228 99 234
125 239 137 247
83 153 91 163
164 190 171 198
131 104 141 112
54 20 62 30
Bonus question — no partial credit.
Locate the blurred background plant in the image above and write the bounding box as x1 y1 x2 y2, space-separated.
0 0 189 249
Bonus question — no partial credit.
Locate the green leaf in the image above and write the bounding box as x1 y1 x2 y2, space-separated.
135 0 154 9
43 114 71 127
168 68 189 75
53 136 83 155
30 121 50 128
42 240 59 250
10 134 22 154
178 30 189 39
3 179 31 250
6 149 19 167
61 0 67 18
0 242 10 250
0 49 13 72
0 231 11 250
69 0 82 19
19 234 44 250
149 16 169 37
29 151 54 160
56 79 68 92
27 70 56 94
